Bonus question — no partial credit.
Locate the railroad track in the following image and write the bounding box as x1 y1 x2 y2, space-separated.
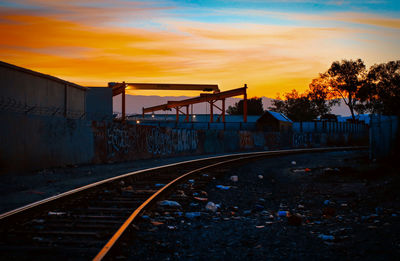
0 147 366 260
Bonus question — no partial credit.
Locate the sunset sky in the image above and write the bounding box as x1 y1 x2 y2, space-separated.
1 0 399 97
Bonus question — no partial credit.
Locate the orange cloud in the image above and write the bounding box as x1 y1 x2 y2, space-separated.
0 5 398 98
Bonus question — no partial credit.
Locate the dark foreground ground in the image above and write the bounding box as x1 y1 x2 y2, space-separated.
124 150 399 260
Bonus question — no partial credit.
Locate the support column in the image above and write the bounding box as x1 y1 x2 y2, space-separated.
243 84 247 123
122 88 126 121
210 101 214 123
222 98 225 123
176 107 179 122
185 105 189 122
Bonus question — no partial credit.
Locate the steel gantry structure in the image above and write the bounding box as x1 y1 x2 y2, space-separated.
109 82 219 120
142 84 248 123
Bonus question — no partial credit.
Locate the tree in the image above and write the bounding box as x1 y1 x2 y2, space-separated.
226 97 264 115
269 89 319 121
357 60 400 116
307 77 339 117
322 59 367 120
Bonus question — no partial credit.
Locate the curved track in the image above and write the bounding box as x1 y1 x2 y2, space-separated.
0 147 366 260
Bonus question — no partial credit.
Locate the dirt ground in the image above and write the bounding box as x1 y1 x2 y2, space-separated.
124 150 400 260
0 153 234 214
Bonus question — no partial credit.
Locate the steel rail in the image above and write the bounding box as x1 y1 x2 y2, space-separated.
92 146 367 260
0 146 366 222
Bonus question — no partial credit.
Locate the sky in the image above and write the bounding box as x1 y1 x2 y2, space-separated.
0 0 399 97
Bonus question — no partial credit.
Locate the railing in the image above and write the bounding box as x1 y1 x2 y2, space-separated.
293 121 368 134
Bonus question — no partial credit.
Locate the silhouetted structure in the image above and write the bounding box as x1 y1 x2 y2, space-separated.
256 111 293 132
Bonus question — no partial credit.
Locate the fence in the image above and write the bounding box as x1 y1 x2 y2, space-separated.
135 120 257 131
293 121 368 134
369 115 399 160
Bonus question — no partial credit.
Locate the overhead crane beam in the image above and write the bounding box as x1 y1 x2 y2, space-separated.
142 85 248 123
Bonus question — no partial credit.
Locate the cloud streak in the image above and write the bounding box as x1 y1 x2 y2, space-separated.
0 0 399 97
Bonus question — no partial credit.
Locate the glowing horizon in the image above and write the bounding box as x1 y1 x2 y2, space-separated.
1 0 399 97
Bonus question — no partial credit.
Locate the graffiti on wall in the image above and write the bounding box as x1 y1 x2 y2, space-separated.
239 131 254 149
93 122 198 162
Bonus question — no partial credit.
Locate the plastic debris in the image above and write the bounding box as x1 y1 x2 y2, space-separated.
258 175 264 179
256 225 265 228
254 204 264 212
243 210 252 216
155 184 165 187
194 197 208 201
298 204 305 209
168 225 177 230
291 161 296 165
205 202 218 212
141 215 150 220
48 211 66 216
189 202 199 207
159 200 181 208
216 185 230 190
293 168 311 173
324 200 330 205
278 211 289 217
319 234 335 241
185 212 201 219
230 176 238 182
151 221 164 226
188 179 195 184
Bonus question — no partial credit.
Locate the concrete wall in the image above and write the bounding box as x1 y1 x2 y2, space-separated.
0 112 94 173
86 87 113 121
92 122 369 164
0 61 86 119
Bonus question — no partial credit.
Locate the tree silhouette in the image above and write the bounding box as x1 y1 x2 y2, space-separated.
357 60 400 116
269 90 320 121
322 59 367 120
226 97 264 115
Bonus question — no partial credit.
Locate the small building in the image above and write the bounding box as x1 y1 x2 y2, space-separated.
256 111 293 132
0 61 87 119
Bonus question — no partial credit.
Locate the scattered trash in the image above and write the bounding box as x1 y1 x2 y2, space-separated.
298 204 305 209
341 203 348 207
168 225 177 230
119 180 125 185
48 211 66 216
256 225 265 229
202 174 209 177
261 210 270 216
254 204 264 212
189 202 199 207
141 215 150 220
216 185 230 190
324 200 330 205
159 200 181 208
258 175 264 179
278 211 289 217
151 221 164 226
392 214 397 217
194 197 208 201
319 234 335 241
155 184 165 188
32 237 44 241
291 161 296 165
288 214 302 226
243 210 252 216
205 202 218 212
121 185 134 192
293 168 311 173
230 176 238 182
188 179 195 184
375 207 383 215
265 221 274 225
185 212 201 219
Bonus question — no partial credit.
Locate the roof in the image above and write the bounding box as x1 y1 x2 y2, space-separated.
267 111 293 123
0 60 87 91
